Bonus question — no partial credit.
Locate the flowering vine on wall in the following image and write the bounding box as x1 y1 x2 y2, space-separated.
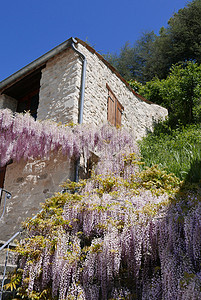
0 109 135 169
1 109 200 299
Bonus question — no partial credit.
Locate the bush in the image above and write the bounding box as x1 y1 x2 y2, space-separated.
139 124 201 182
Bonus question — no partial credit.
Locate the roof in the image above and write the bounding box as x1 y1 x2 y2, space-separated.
0 37 152 104
0 38 72 93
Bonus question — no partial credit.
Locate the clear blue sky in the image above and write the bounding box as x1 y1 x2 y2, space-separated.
0 0 188 81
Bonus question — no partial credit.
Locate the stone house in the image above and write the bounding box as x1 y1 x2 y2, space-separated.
0 37 168 241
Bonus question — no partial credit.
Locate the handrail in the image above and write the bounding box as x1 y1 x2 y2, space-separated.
0 206 44 299
0 208 44 298
0 208 43 252
0 188 49 300
0 231 22 252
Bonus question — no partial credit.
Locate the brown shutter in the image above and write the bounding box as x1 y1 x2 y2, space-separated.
116 100 123 127
108 91 116 126
106 84 124 128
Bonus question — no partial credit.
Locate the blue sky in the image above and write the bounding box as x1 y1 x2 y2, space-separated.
0 0 188 81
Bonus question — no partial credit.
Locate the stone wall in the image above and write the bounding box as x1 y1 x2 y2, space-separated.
0 41 168 241
0 152 74 241
0 94 17 112
37 48 80 124
77 43 168 139
36 42 167 139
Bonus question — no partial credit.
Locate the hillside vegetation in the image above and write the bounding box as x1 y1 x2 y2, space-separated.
120 0 201 189
139 123 201 184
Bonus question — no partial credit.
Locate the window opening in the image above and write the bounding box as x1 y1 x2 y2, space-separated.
17 89 39 120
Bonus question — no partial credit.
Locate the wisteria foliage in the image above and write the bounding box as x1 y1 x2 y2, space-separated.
0 109 136 170
17 181 201 300
2 110 200 299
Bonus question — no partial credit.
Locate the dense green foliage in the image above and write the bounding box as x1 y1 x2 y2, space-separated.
139 123 201 183
154 0 201 78
106 0 201 82
106 0 201 129
131 62 201 125
104 32 156 82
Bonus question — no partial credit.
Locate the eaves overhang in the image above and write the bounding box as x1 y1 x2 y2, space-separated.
0 37 152 105
0 38 73 94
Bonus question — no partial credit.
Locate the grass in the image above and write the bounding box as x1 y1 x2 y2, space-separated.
139 124 201 183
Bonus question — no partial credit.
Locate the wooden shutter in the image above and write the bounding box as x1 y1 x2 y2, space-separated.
107 84 124 128
108 91 116 126
116 100 124 127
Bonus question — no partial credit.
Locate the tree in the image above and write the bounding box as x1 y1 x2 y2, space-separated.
132 31 156 82
106 0 201 81
140 62 201 124
167 0 201 64
149 0 201 79
105 32 156 83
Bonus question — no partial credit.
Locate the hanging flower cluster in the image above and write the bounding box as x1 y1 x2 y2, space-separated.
16 175 201 300
0 109 136 169
3 109 200 299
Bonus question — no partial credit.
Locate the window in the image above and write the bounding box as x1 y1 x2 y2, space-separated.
106 84 124 127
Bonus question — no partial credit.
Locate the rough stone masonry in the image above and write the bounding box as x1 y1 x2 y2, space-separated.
0 38 168 241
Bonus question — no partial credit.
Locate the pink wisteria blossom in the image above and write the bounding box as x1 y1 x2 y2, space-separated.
2 110 199 299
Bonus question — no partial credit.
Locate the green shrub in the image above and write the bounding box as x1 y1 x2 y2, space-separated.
139 124 201 183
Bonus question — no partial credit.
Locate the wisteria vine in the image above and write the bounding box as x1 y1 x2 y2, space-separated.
1 109 200 300
0 109 136 169
16 179 201 300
